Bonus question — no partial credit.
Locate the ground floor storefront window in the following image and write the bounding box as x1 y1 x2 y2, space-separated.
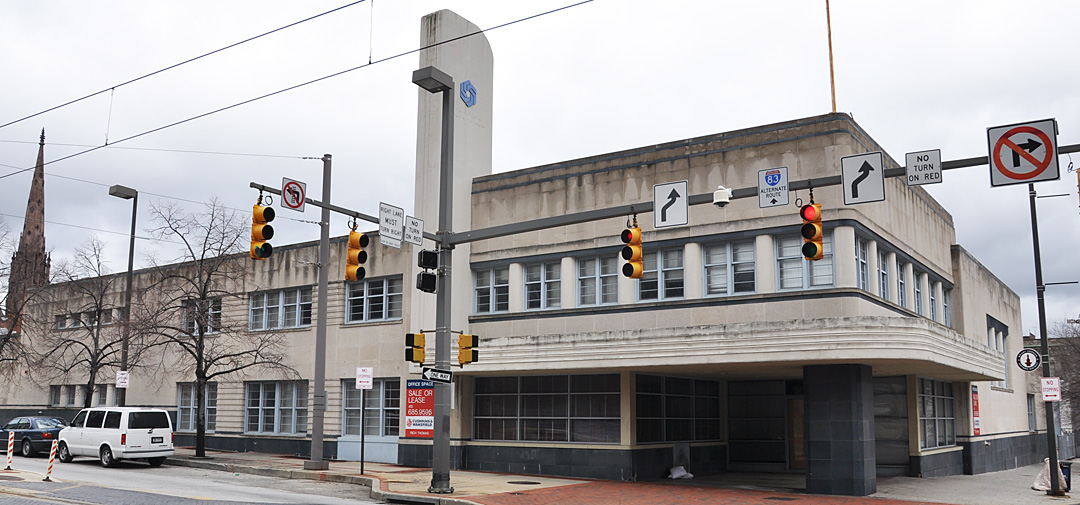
474 374 620 443
918 378 955 449
636 374 721 443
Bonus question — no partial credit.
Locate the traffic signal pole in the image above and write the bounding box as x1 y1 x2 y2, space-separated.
303 154 333 471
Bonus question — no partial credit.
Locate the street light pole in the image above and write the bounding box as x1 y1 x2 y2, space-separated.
304 154 332 471
1028 183 1063 496
412 65 455 494
108 184 138 407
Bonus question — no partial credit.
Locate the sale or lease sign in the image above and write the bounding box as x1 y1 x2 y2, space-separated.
406 379 434 438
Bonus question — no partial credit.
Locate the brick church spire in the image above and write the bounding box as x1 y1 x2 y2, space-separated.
5 129 51 332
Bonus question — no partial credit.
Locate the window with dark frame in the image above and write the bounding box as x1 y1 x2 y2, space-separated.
918 378 955 449
474 374 620 444
636 374 722 443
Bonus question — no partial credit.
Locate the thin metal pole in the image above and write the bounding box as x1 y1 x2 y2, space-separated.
430 79 455 494
1029 182 1063 496
305 154 332 471
826 0 837 113
118 192 137 407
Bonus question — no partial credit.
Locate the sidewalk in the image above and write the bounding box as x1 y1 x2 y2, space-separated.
162 448 1080 505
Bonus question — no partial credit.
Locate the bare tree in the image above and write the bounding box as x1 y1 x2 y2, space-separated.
28 237 142 408
1050 321 1080 434
137 199 294 457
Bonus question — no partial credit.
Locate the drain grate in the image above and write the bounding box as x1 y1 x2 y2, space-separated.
764 498 797 502
507 480 541 485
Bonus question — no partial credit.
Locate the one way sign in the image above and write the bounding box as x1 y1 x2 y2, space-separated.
422 367 453 384
841 152 885 205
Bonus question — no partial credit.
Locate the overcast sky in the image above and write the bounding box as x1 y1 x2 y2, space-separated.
2 1 1079 336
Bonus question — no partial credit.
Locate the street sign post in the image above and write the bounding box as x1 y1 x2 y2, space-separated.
841 152 885 205
1042 377 1062 402
1016 348 1042 372
379 202 405 249
653 180 688 228
422 367 453 384
758 166 789 208
987 119 1059 187
905 150 942 186
281 178 307 212
404 216 425 247
115 371 130 389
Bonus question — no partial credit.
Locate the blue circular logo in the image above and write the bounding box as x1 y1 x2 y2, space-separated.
460 80 477 107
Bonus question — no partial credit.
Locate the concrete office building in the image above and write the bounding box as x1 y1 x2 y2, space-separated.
1 11 1072 498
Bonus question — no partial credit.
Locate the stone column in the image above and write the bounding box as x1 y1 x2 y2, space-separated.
804 364 876 496
755 235 775 294
508 263 523 312
683 242 703 299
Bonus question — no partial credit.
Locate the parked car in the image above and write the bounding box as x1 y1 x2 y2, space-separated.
57 407 173 467
0 416 67 457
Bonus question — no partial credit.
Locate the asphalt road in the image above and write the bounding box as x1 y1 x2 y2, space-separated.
1 454 383 505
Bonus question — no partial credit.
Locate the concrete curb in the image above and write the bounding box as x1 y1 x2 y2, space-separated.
164 457 483 505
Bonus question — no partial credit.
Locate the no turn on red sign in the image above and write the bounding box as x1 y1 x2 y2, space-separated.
987 119 1059 187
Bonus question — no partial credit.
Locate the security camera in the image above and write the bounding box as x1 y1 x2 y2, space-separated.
713 185 732 208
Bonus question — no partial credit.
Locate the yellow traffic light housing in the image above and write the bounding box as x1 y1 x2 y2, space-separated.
406 333 425 364
251 204 275 260
800 203 823 261
621 224 643 279
346 230 369 281
458 334 479 365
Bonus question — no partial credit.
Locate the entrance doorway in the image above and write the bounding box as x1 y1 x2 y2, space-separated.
787 398 806 470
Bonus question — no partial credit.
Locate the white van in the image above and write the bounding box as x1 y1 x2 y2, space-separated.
58 407 174 467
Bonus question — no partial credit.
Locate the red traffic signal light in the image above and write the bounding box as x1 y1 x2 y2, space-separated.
800 203 823 261
621 226 643 278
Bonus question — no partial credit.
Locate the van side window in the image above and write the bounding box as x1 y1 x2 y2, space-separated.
70 410 87 428
86 410 106 428
129 411 171 429
104 411 122 429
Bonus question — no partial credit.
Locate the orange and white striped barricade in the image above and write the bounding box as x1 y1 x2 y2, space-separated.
5 430 12 470
43 440 57 482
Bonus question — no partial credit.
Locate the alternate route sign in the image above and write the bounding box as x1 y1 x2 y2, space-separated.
758 166 789 208
905 150 942 186
653 180 688 229
841 152 885 205
281 178 307 212
987 118 1059 187
379 202 405 249
421 367 453 384
1016 348 1041 372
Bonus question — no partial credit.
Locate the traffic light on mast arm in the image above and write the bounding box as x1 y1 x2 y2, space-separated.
458 334 479 365
621 219 643 279
250 203 275 260
346 229 369 281
800 203 824 261
406 333 425 364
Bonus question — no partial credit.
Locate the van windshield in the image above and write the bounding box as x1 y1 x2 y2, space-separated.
128 411 171 429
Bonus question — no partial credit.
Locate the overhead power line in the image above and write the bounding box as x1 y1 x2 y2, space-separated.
0 0 595 182
0 138 306 159
0 0 368 131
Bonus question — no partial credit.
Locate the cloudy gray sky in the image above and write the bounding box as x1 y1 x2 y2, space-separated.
2 1 1079 336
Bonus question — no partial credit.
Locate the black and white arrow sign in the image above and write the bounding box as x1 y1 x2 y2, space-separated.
422 367 453 384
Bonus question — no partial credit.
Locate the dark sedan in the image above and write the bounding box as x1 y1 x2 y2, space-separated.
1 416 67 457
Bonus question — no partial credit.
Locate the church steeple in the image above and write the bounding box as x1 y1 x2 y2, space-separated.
5 129 52 332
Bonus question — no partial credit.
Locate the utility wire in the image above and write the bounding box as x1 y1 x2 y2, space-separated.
0 138 306 159
0 0 595 181
0 0 368 131
0 212 182 245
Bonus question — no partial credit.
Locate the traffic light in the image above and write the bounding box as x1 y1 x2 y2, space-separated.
250 204 275 260
800 203 823 261
620 225 643 279
458 334 479 365
405 333 425 364
416 250 438 293
346 230 369 281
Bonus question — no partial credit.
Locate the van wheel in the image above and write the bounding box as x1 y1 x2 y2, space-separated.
57 442 73 463
99 446 117 468
21 440 35 457
148 457 166 467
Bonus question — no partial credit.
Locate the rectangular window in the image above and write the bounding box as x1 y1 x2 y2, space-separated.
342 379 400 437
182 298 222 335
856 237 869 291
930 285 938 322
474 375 620 444
704 242 755 295
914 274 924 315
95 384 108 406
177 382 217 432
636 375 721 443
777 234 834 290
918 378 955 449
250 287 313 330
50 386 61 406
525 262 561 310
474 268 510 313
578 257 618 306
639 249 684 301
245 381 308 435
878 251 890 300
346 277 403 322
1028 394 1037 431
63 385 76 406
898 264 908 308
943 289 952 327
